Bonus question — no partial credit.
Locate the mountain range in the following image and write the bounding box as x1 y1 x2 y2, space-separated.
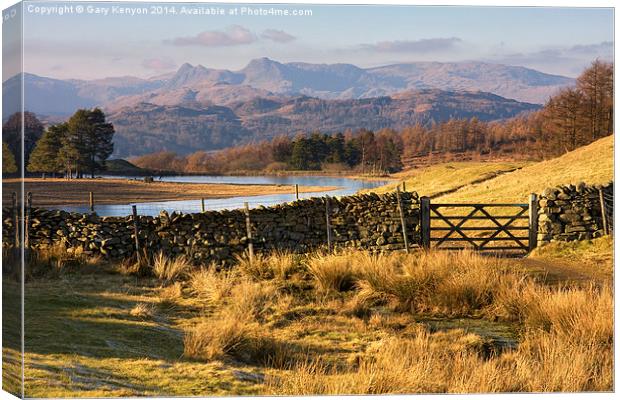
2 58 573 156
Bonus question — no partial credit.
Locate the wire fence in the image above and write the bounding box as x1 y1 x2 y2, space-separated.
35 189 333 217
600 188 613 234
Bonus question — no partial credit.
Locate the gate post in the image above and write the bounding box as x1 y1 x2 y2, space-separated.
396 187 409 253
131 205 142 265
598 188 609 235
420 196 431 249
325 196 332 252
244 202 254 264
528 193 538 251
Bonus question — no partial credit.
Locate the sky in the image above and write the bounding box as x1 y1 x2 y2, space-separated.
4 1 615 80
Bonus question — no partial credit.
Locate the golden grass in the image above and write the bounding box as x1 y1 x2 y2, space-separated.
129 303 155 319
16 239 613 396
267 283 613 394
351 250 515 316
183 317 259 361
369 161 528 196
236 251 298 281
187 266 237 305
151 252 192 282
437 136 613 203
306 251 361 293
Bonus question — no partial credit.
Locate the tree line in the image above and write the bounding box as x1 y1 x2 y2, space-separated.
400 60 613 162
2 109 115 178
133 129 404 175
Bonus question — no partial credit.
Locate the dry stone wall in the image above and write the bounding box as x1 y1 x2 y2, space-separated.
537 182 612 244
2 191 420 264
2 182 613 260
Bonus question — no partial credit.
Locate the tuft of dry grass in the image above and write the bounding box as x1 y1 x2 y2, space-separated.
188 265 237 305
306 251 361 293
227 279 279 322
352 250 514 316
157 281 184 310
24 243 107 279
129 302 155 319
183 317 259 361
183 317 302 367
236 251 298 281
151 252 192 282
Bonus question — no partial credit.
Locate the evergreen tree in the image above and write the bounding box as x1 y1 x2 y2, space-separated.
2 141 17 174
2 111 44 168
27 123 67 174
65 108 115 178
86 108 115 178
326 133 345 163
290 137 315 170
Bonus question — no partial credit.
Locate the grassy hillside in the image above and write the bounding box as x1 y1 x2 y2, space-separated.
438 135 613 203
370 161 529 197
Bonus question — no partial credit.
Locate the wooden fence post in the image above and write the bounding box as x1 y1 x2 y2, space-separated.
25 192 32 250
528 193 538 251
89 192 94 212
420 196 431 249
325 196 332 252
295 184 299 200
598 189 609 235
12 192 18 248
201 198 205 213
131 205 141 264
396 187 410 253
244 202 254 264
402 181 407 192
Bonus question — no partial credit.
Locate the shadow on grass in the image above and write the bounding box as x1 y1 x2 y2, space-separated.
20 274 185 362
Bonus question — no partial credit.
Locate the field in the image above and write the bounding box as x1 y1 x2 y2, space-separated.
373 136 613 203
369 161 529 197
2 236 613 397
1 179 337 207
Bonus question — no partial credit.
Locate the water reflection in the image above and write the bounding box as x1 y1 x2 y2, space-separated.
59 175 391 216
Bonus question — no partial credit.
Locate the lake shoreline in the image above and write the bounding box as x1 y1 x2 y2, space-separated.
2 178 339 207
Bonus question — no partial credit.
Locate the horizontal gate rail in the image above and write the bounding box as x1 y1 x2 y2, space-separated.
430 203 528 207
422 198 534 252
432 226 528 231
437 246 530 251
431 215 529 220
430 237 530 241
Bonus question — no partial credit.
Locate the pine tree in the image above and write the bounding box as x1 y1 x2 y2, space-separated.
2 111 44 168
2 141 17 174
65 108 115 178
27 123 67 175
86 108 115 178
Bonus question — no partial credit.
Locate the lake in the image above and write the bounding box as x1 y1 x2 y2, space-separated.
59 175 392 216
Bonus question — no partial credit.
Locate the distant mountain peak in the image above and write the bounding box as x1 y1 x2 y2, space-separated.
6 59 576 118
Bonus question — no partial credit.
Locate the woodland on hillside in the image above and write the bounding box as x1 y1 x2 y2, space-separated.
133 60 613 175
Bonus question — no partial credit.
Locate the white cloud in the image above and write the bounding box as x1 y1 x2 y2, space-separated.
142 57 177 71
361 37 463 53
261 29 296 43
169 25 256 47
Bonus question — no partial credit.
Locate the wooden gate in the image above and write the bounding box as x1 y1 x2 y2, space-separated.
420 195 538 253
